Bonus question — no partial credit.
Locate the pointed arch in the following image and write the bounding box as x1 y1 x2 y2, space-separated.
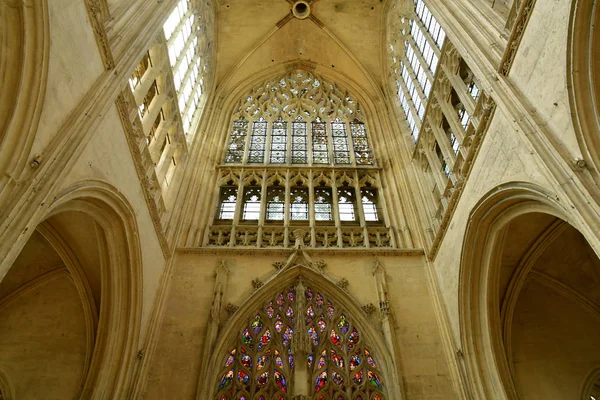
458 182 582 399
202 264 398 400
568 0 600 187
42 180 143 398
0 0 49 203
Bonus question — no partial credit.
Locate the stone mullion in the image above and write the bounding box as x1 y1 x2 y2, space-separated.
423 143 448 200
329 172 342 248
149 110 177 162
308 170 316 247
257 169 268 248
435 88 466 145
441 63 477 116
345 121 358 167
155 141 179 184
283 170 291 248
429 120 457 174
231 172 245 246
351 171 369 247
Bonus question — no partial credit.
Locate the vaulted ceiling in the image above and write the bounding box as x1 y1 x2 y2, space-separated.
214 0 386 96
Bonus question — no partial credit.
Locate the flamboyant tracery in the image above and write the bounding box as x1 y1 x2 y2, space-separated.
214 282 386 400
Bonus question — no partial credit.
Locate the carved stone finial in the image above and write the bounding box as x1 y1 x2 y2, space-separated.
273 261 286 271
252 278 264 291
226 303 239 315
336 278 349 291
362 303 377 315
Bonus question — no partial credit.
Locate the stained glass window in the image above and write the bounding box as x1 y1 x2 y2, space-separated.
266 186 285 221
350 121 373 165
314 186 333 222
361 187 379 222
338 186 357 222
270 117 288 164
290 185 309 221
218 185 238 220
225 118 248 163
214 283 386 399
242 186 261 221
292 117 308 164
163 0 212 135
392 0 446 142
331 118 350 164
312 119 330 164
248 117 268 163
222 71 375 167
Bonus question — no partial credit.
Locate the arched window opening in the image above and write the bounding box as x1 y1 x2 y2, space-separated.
290 184 309 222
314 185 333 222
213 282 387 399
129 51 152 91
217 183 238 221
266 185 286 222
242 184 261 222
361 186 380 223
337 185 357 223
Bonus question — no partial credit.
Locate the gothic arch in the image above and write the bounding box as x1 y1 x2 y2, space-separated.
42 180 143 398
0 0 49 201
202 264 399 400
458 182 574 399
568 0 600 183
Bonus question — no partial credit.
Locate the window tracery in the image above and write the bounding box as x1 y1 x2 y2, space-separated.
223 71 374 167
208 70 396 249
214 283 386 400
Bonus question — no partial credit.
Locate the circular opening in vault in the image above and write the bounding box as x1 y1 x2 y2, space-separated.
292 1 311 19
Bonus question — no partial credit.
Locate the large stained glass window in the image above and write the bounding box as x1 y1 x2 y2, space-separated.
214 283 386 399
222 71 375 167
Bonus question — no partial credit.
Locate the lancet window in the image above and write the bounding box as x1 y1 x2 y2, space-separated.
214 282 386 399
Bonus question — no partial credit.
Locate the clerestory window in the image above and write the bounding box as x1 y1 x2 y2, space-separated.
209 70 393 249
223 71 374 167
